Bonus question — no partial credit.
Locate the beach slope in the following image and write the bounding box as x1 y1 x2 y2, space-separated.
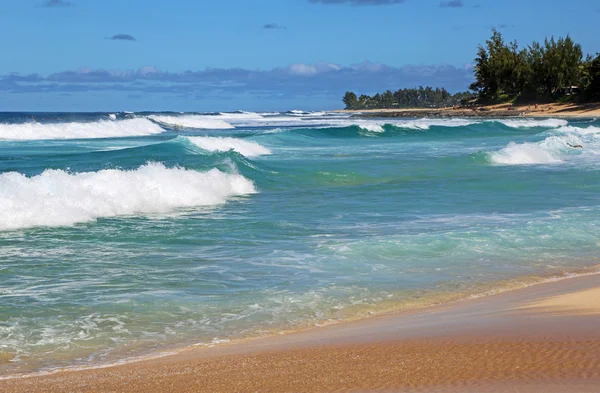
2 274 600 392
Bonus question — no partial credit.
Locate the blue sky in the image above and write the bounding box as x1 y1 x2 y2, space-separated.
0 0 598 111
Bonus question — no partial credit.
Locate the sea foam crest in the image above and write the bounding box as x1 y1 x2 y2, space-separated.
397 118 480 130
487 135 583 165
187 136 271 157
0 119 164 141
553 125 600 136
0 163 256 231
496 118 568 129
148 115 234 130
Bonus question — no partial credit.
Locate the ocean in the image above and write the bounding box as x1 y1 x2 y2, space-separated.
1 111 599 376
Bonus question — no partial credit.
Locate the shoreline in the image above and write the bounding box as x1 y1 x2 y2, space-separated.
336 102 600 118
3 267 600 392
2 265 599 381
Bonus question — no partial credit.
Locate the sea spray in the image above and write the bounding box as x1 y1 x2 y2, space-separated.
0 118 164 141
147 115 235 130
0 163 256 230
187 136 271 157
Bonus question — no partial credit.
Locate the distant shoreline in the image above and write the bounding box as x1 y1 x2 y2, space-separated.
336 102 600 118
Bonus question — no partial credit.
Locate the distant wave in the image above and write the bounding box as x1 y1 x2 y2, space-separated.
553 125 600 136
217 112 265 120
187 136 271 157
495 119 568 129
147 115 235 130
0 119 164 141
0 163 256 231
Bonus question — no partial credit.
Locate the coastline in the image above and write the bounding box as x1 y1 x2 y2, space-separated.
3 269 600 392
337 102 600 118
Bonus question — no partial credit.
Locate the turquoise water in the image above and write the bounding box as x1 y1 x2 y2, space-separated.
1 112 600 375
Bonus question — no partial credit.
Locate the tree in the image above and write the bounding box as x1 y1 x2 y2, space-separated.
342 91 358 110
380 90 395 108
472 30 585 100
581 54 600 100
341 87 475 109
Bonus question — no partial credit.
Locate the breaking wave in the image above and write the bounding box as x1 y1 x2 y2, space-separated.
495 118 568 129
487 135 584 165
147 115 234 130
0 119 165 141
0 163 256 231
187 136 271 157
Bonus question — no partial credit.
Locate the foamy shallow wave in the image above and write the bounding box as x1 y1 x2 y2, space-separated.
216 112 265 121
487 135 583 165
338 118 480 133
0 119 164 141
0 163 256 230
495 118 568 129
553 125 600 136
397 118 480 130
148 115 234 130
187 136 271 157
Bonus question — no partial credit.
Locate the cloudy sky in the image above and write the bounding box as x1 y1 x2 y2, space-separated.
0 0 598 111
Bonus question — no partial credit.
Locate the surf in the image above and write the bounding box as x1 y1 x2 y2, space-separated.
0 118 165 141
0 162 256 231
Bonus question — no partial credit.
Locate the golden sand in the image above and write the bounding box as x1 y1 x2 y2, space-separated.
519 287 600 315
2 274 600 392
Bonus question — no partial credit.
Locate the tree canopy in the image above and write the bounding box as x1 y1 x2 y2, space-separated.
470 29 599 101
343 87 474 110
342 30 600 109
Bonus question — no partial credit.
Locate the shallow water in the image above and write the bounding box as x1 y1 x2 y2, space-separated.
1 111 599 375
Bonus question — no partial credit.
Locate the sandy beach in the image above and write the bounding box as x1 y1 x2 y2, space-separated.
339 102 600 118
2 273 600 392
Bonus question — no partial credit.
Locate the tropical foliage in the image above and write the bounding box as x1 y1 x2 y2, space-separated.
342 87 474 110
342 30 600 109
471 30 599 101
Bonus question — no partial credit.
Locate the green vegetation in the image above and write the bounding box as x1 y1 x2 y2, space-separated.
342 30 600 109
342 88 475 110
469 29 600 102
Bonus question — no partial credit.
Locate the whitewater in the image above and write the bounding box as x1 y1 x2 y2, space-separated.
1 111 600 376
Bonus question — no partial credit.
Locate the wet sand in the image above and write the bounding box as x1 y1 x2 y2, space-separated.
2 274 600 392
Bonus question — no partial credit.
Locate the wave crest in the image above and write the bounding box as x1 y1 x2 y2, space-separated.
0 163 256 230
187 136 271 157
496 119 568 129
487 135 583 165
0 119 164 141
147 115 234 130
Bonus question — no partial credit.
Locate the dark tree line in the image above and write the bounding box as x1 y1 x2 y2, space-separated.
343 30 600 109
343 87 475 110
470 30 600 101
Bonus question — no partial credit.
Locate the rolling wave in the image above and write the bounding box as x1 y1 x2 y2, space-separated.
147 115 234 130
495 118 568 129
187 136 271 157
486 126 592 165
0 119 164 141
0 163 256 230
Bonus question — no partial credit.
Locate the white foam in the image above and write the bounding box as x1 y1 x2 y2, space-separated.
396 118 480 130
148 115 234 130
108 114 117 120
216 112 265 121
553 125 600 136
496 119 568 129
331 118 479 133
488 135 582 165
0 163 256 230
0 119 164 141
187 136 271 157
